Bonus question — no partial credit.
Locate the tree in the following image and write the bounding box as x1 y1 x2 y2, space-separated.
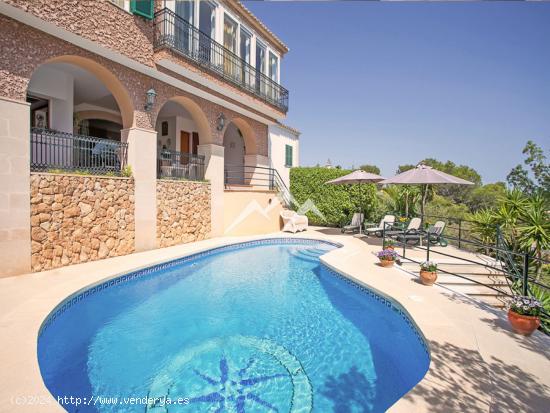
359 164 381 175
466 182 507 211
507 141 550 198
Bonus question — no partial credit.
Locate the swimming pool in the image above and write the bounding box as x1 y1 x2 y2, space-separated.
38 239 429 413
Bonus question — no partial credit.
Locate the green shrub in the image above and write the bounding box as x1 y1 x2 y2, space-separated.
289 167 377 226
121 165 133 177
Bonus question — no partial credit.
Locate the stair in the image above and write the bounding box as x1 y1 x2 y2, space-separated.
400 259 511 309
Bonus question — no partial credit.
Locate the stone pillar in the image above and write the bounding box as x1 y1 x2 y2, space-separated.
0 97 31 276
121 127 157 251
244 154 270 188
198 144 224 237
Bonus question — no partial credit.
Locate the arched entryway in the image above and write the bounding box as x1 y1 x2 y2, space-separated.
223 118 258 187
154 97 212 180
27 56 134 174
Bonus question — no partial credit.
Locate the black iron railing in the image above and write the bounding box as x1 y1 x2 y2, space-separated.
224 164 291 206
154 8 289 112
30 128 128 175
381 220 550 332
157 149 205 181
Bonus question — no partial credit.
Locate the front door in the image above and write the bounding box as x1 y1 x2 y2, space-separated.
180 131 190 164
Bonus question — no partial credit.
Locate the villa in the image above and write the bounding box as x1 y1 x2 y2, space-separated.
0 0 299 277
1 2 549 413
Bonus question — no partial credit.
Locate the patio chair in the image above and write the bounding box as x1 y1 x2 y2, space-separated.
385 217 421 237
396 221 446 246
280 210 308 233
341 213 364 233
365 215 395 237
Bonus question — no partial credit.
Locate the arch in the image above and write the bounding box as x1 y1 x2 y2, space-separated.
75 110 123 126
229 118 257 155
161 96 213 146
35 55 135 129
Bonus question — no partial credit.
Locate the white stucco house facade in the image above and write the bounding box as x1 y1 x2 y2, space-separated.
268 122 300 189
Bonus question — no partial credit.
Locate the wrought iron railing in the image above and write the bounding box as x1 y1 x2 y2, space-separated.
154 8 289 112
224 164 291 206
30 128 128 175
157 149 205 181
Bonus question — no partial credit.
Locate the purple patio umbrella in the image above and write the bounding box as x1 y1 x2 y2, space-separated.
379 164 474 221
326 170 386 233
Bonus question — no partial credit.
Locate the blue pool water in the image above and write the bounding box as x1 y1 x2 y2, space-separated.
38 239 429 413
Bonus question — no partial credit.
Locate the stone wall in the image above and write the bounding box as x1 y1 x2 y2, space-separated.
157 180 211 248
30 173 134 272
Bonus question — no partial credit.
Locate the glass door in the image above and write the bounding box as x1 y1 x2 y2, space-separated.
175 0 194 53
223 15 238 80
198 1 216 64
240 29 251 87
268 51 279 102
256 42 266 95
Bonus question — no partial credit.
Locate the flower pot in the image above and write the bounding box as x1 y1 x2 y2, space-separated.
419 270 437 286
384 246 395 250
507 310 540 336
379 259 395 267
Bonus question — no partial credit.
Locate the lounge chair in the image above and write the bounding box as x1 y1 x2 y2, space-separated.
365 215 395 237
396 221 446 246
385 217 421 237
341 213 364 233
281 210 308 233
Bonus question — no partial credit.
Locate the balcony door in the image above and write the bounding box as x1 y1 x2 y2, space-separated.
256 42 266 95
223 15 238 80
198 1 216 64
175 0 194 53
268 52 279 102
240 29 251 87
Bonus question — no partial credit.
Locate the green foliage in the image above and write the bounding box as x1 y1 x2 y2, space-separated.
359 164 381 175
121 165 133 177
467 209 498 246
380 186 421 217
507 141 550 199
289 167 377 226
466 182 507 211
424 194 469 220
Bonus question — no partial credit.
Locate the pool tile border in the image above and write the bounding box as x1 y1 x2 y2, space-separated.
38 236 429 358
38 238 342 337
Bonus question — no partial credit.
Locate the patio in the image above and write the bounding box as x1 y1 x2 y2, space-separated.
0 228 548 412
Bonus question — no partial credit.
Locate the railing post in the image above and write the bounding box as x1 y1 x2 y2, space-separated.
522 253 529 296
402 226 406 259
458 220 462 249
426 233 430 262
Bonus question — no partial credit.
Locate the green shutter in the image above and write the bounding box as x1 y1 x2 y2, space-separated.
131 0 154 20
285 145 293 167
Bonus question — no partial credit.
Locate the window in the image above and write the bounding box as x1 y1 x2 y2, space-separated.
175 0 194 52
130 0 154 19
269 52 278 82
256 42 266 74
285 145 293 167
240 29 251 64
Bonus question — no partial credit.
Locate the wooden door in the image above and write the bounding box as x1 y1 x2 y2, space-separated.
180 131 190 164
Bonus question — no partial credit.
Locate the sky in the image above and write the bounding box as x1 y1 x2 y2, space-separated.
243 1 550 184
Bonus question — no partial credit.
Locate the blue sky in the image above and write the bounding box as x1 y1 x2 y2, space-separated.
244 1 550 184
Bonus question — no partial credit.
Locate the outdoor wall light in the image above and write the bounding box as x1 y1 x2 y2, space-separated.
216 113 226 131
144 88 157 112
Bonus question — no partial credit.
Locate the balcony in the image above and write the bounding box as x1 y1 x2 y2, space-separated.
153 8 289 113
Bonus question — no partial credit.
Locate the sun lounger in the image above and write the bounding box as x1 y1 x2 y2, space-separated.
395 221 446 246
341 212 364 233
365 215 395 237
281 210 308 233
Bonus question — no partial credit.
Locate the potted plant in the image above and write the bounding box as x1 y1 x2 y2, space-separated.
383 239 396 250
377 249 398 267
419 261 438 286
507 295 542 336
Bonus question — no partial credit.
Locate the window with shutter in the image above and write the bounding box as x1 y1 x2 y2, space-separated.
285 145 293 167
130 0 154 20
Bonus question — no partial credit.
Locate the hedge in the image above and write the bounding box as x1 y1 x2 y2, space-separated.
289 167 377 226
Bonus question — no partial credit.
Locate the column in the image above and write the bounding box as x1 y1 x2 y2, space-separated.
0 97 31 276
121 127 157 251
198 143 224 237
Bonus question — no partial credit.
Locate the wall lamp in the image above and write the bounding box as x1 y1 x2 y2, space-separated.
144 88 157 112
216 113 226 131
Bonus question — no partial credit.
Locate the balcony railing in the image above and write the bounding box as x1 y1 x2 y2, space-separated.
157 149 206 181
30 128 128 175
154 8 289 112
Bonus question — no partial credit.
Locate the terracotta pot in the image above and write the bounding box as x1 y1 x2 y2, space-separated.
419 270 437 286
508 310 540 336
379 259 395 267
384 245 395 250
